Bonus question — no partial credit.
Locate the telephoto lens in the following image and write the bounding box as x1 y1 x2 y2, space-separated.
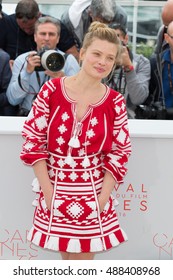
35 47 65 72
41 50 65 72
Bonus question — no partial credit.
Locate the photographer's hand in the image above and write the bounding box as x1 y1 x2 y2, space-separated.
121 46 133 68
26 51 41 73
45 69 65 78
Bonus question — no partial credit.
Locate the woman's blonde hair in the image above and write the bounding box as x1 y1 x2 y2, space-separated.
82 22 122 61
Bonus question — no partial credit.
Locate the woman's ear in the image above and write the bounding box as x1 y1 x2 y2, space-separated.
79 47 85 61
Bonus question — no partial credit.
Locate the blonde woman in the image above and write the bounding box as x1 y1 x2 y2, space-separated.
20 22 131 260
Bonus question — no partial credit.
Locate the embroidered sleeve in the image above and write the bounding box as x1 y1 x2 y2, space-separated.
20 80 56 165
103 93 131 183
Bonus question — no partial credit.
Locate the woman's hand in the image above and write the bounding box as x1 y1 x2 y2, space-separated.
98 171 116 213
98 195 107 213
43 187 54 211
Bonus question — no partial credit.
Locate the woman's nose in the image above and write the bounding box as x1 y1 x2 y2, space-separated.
98 57 106 65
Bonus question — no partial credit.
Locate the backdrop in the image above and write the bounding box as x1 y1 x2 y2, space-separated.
0 118 172 260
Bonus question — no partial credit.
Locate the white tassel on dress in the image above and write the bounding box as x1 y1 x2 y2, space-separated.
113 199 119 206
82 155 91 168
68 136 80 148
68 122 82 148
65 154 74 165
32 198 39 207
67 239 81 253
31 178 40 192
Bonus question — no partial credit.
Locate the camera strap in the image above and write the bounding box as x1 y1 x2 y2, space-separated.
18 60 27 93
107 67 127 97
18 56 48 94
35 71 41 88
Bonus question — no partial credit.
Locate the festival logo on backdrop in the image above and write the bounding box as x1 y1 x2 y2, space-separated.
0 183 149 259
115 183 148 217
0 229 38 260
153 233 173 260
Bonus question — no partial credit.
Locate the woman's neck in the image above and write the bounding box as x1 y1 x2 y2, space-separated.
72 71 101 91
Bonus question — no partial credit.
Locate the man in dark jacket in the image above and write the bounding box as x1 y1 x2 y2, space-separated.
144 21 173 120
61 0 127 49
0 0 79 60
0 49 17 116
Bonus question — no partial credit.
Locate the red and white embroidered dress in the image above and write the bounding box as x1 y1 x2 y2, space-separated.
20 77 131 253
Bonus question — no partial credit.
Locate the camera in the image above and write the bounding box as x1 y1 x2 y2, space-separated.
35 46 65 72
135 101 167 119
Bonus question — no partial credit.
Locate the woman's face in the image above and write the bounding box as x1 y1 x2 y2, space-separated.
80 38 117 80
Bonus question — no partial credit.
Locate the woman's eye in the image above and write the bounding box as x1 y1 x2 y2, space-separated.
108 57 114 61
93 52 100 56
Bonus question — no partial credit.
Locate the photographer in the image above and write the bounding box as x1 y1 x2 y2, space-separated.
61 0 127 50
6 16 80 116
105 24 150 118
147 20 173 119
0 0 79 61
0 49 18 116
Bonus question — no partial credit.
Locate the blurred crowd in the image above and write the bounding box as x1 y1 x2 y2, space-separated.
0 0 173 119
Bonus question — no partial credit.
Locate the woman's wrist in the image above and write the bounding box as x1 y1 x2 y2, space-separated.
98 195 108 212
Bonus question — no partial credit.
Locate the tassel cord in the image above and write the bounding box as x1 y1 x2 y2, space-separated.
68 122 83 148
66 106 94 167
83 107 94 158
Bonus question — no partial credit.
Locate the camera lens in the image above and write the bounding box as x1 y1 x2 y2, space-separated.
41 50 65 72
46 53 65 72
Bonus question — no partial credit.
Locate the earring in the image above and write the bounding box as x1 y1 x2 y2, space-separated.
79 60 82 68
107 64 116 82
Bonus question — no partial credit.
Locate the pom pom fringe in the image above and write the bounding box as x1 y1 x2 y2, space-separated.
82 155 91 168
113 199 119 206
32 199 39 207
31 178 40 192
65 154 74 165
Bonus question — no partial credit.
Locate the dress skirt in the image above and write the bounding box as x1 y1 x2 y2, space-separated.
27 152 127 253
